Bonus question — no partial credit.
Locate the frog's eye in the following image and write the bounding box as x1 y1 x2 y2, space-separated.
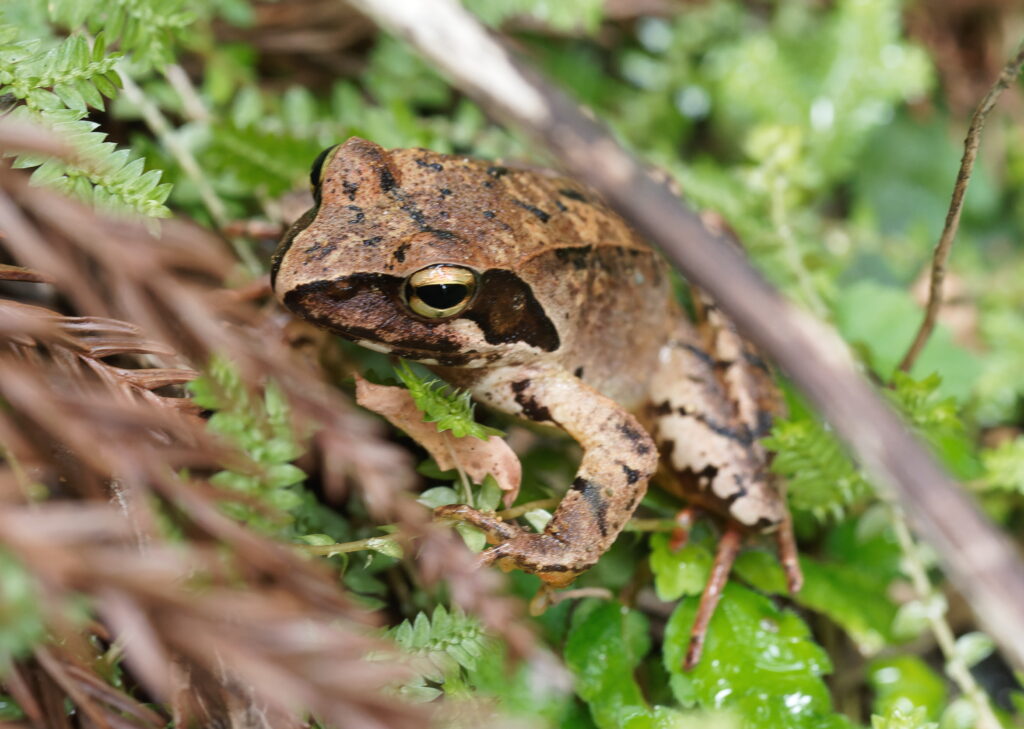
310 144 339 195
403 265 478 319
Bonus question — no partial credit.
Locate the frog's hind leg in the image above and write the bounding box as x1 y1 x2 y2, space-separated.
685 523 742 670
774 506 804 595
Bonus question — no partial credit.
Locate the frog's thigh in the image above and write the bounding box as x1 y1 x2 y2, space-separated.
474 367 659 582
649 331 785 529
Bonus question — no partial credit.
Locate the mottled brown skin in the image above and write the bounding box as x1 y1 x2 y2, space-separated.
272 138 800 661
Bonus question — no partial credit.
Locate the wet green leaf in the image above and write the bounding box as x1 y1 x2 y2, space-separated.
664 583 849 729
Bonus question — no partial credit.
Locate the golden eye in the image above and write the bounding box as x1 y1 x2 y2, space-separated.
403 265 478 319
310 144 339 194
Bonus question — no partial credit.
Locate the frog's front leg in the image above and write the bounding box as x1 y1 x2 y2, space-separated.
436 365 659 588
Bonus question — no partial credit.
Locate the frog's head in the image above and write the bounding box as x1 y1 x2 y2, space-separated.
271 137 564 367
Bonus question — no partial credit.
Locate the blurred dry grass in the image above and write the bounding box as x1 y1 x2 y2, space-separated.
0 121 530 729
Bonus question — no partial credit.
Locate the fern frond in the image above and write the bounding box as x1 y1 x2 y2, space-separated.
765 416 872 520
47 0 195 70
390 605 489 683
395 360 503 440
0 32 120 112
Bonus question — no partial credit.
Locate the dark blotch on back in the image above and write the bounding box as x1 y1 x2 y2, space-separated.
464 269 560 351
554 246 592 271
415 158 444 172
559 188 587 202
513 198 551 223
378 166 397 193
487 165 509 178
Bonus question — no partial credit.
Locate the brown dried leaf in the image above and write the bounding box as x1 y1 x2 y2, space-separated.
354 375 522 505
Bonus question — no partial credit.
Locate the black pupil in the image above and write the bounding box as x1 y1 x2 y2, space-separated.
416 283 468 310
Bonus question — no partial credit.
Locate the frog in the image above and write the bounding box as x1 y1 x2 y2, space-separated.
271 137 802 667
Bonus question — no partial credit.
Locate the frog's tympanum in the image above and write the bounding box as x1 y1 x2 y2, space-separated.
272 138 802 667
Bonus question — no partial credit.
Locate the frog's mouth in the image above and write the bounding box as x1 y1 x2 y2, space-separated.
282 273 475 365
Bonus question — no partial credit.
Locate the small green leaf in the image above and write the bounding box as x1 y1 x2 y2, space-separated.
867 656 946 722
649 533 711 602
263 463 305 489
952 632 994 669
523 508 552 533
455 522 487 552
366 537 402 559
475 474 503 511
871 702 938 729
664 583 849 729
417 486 460 508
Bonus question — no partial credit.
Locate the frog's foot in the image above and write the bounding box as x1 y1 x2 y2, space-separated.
433 505 587 588
433 503 522 543
669 506 701 551
685 524 743 670
683 515 805 670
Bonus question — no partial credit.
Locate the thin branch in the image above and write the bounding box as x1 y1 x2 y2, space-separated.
898 38 1024 373
346 0 1024 671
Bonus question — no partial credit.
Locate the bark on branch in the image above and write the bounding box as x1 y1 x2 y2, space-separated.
344 0 1024 669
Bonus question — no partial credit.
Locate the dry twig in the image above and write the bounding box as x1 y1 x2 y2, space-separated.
898 37 1024 373
345 0 1024 671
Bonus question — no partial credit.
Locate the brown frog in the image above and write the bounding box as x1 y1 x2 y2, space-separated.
271 137 802 667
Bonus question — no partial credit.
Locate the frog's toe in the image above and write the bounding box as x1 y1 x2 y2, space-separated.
484 533 589 588
433 503 522 543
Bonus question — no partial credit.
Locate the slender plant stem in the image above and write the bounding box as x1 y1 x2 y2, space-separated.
298 502 674 556
890 507 1000 729
898 37 1024 373
300 534 399 556
163 64 210 122
114 62 264 276
114 64 229 231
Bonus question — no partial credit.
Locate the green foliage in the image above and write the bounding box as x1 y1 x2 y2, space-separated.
664 583 850 729
565 601 698 729
0 549 46 670
47 0 198 71
188 356 306 534
834 281 979 401
871 703 937 729
395 360 503 440
0 25 172 217
388 605 490 701
765 414 871 519
981 437 1024 493
465 0 605 34
867 656 947 723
